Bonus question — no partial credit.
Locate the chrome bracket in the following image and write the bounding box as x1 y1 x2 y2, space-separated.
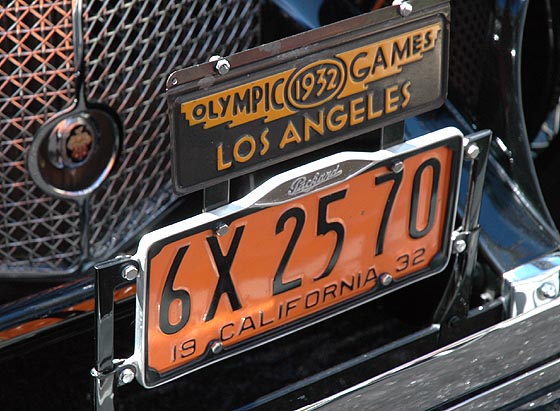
451 230 468 254
503 253 560 317
91 359 137 406
433 130 492 327
92 255 139 411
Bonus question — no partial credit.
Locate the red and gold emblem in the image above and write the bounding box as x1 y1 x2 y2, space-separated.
66 125 93 162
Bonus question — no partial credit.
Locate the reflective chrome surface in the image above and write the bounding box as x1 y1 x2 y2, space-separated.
299 292 560 411
448 358 560 410
503 253 560 317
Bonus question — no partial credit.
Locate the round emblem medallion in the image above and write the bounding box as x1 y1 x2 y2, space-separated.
48 115 96 169
28 104 121 199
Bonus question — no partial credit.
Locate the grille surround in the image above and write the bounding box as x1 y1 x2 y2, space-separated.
0 0 261 277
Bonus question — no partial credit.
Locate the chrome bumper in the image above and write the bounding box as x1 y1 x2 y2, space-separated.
300 288 560 410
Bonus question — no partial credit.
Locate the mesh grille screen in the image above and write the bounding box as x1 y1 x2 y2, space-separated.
0 0 81 274
448 0 492 120
84 0 261 258
0 0 261 275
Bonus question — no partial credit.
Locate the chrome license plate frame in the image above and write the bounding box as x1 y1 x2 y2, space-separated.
133 127 463 388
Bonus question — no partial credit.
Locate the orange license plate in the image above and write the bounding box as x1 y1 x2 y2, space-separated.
134 128 463 387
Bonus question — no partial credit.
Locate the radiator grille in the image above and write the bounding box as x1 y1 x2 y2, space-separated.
448 0 492 122
0 0 261 275
0 0 81 273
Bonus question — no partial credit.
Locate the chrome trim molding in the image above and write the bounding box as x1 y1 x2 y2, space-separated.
299 290 560 410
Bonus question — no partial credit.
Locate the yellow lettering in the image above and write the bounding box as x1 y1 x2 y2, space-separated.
424 26 439 49
233 135 256 163
385 85 400 114
303 111 325 141
371 46 389 74
217 144 232 170
401 81 411 108
260 128 270 156
181 70 295 129
279 121 302 149
367 92 383 119
336 23 441 98
349 51 370 82
349 97 365 126
326 105 347 132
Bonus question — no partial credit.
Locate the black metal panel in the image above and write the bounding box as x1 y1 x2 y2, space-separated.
406 109 560 273
448 0 557 233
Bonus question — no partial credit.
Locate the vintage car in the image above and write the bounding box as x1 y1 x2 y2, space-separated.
1 0 560 409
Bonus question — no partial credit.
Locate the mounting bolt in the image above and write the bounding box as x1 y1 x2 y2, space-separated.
393 0 413 17
537 282 558 300
171 77 178 85
214 222 229 237
121 265 138 281
119 368 135 385
391 161 404 173
211 341 223 354
379 273 393 287
466 144 480 160
210 55 230 75
454 239 467 254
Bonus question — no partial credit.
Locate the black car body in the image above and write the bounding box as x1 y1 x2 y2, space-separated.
1 0 560 410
